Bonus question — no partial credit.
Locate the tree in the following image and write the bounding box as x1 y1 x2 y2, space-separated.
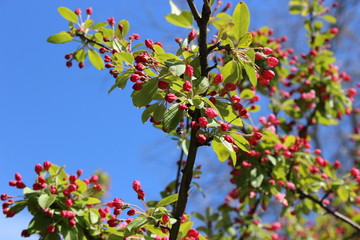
2 0 360 239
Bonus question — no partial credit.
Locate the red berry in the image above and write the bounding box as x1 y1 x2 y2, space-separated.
132 81 143 91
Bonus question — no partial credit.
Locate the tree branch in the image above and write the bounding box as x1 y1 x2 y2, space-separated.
169 1 212 239
297 188 360 233
186 0 201 25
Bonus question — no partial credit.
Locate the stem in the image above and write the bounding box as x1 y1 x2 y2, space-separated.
297 188 360 232
169 1 212 239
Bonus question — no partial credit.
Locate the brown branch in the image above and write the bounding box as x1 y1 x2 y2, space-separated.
77 33 113 51
186 0 201 25
297 188 360 233
169 1 212 239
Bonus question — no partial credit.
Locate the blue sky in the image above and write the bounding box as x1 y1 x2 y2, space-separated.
0 0 293 239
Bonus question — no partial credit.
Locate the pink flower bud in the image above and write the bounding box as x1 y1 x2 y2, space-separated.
89 175 99 183
165 93 177 103
132 180 141 192
197 134 207 143
158 80 169 90
35 164 43 174
107 17 115 26
266 57 279 67
262 47 273 55
46 225 55 233
127 209 136 216
145 39 154 50
213 73 223 84
183 80 192 92
224 135 234 143
205 108 218 118
86 7 93 15
43 161 52 170
198 117 208 127
74 8 82 16
185 65 194 77
188 30 197 42
15 173 22 181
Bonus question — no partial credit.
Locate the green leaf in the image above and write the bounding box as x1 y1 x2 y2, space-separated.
229 1 250 41
88 49 104 70
75 179 87 193
212 137 229 162
337 186 349 202
114 52 134 65
115 19 130 39
216 101 243 127
179 221 193 238
240 89 255 99
153 104 166 123
47 32 73 44
289 5 304 15
230 133 250 152
163 103 183 131
75 49 86 62
322 14 336 23
244 62 257 87
222 60 238 84
108 72 131 93
38 194 56 210
91 22 108 30
218 23 235 40
57 7 79 23
141 104 157 123
81 197 101 205
167 62 186 77
84 20 94 29
250 168 264 188
156 193 179 207
131 79 159 108
193 77 210 94
237 32 252 48
126 215 147 233
165 11 193 29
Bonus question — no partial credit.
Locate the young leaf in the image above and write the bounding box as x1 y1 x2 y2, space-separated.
88 49 105 70
163 103 183 131
244 62 257 87
156 193 179 207
114 52 134 65
212 137 230 162
229 2 250 41
237 32 252 48
47 32 73 44
57 7 79 23
131 79 159 108
230 133 250 152
38 194 56 210
165 11 193 29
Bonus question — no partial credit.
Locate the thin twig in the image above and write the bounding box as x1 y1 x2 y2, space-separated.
297 188 360 233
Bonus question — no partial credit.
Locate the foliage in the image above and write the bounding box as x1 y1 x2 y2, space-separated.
2 1 360 240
